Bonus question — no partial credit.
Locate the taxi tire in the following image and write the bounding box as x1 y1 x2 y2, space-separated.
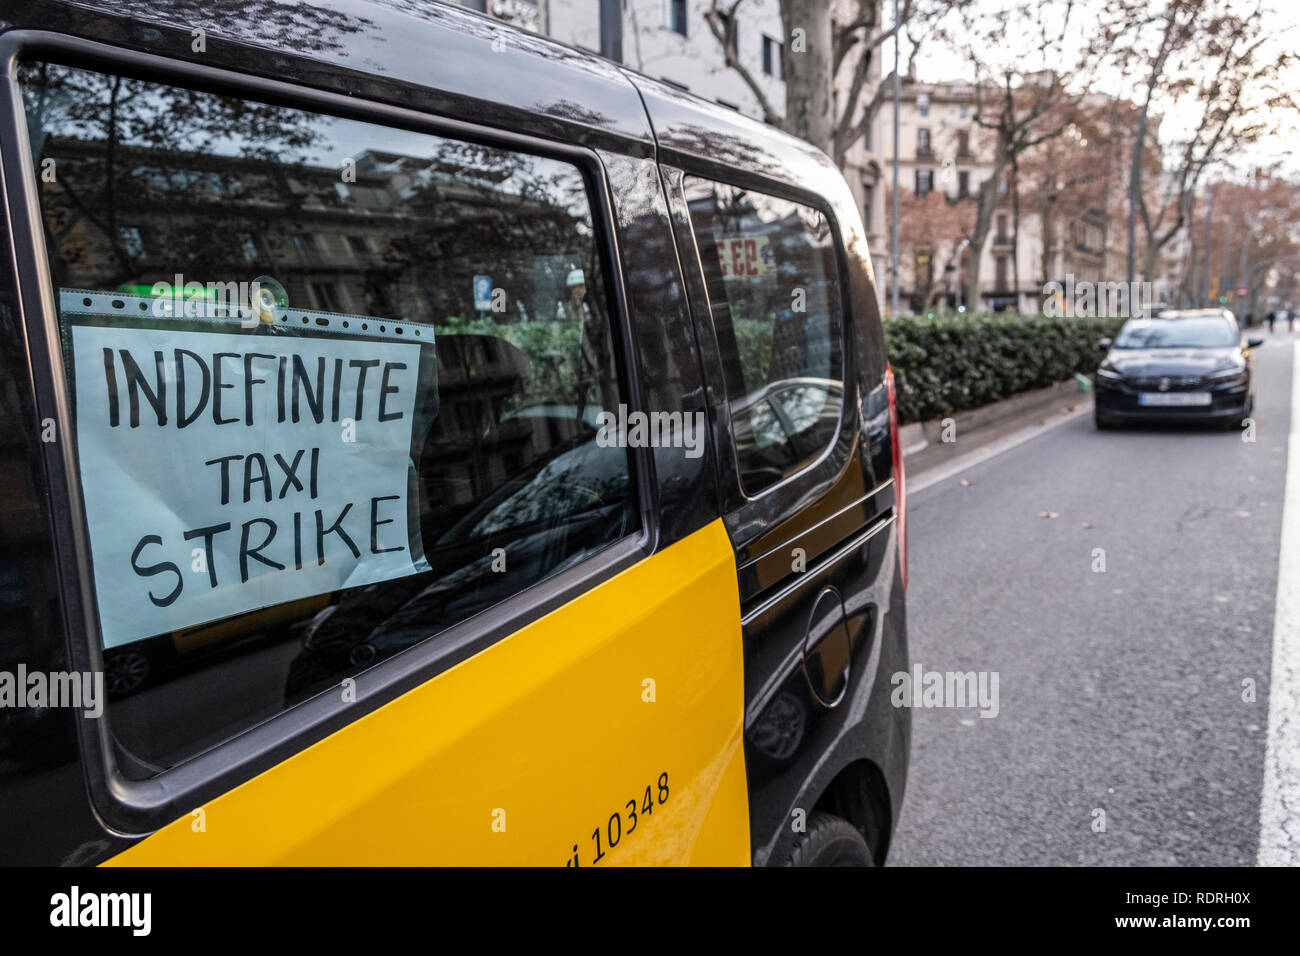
787 811 874 867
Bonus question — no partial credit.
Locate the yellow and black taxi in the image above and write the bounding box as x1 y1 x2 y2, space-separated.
0 0 908 866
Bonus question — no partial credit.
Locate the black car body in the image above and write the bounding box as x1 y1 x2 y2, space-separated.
1094 309 1261 428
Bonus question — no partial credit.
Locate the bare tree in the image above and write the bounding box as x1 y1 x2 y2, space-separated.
956 1 1099 303
1134 5 1294 283
705 0 966 168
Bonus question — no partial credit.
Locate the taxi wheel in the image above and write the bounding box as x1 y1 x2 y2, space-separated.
787 811 874 867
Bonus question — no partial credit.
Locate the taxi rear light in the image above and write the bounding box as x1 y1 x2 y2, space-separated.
886 363 907 591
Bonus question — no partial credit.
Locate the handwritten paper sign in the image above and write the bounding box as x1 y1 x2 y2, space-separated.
70 324 428 648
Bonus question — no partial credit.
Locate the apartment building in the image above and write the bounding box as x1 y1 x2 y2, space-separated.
877 77 1137 315
452 0 888 264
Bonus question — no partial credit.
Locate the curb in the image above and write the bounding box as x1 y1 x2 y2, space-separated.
901 379 1091 459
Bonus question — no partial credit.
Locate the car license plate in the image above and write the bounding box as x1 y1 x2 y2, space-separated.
1138 392 1211 407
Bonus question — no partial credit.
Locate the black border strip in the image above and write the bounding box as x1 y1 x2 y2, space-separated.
0 29 657 839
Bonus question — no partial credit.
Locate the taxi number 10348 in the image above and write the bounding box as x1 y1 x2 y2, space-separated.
565 772 670 866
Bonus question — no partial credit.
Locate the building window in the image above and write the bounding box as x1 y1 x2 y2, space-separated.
915 169 933 197
957 170 970 197
863 184 873 232
600 0 623 62
996 213 1008 240
292 233 316 255
917 94 930 117
956 129 970 157
669 0 687 36
346 235 369 255
917 128 931 158
762 35 784 79
238 233 258 262
959 103 970 119
915 251 933 289
996 255 1009 287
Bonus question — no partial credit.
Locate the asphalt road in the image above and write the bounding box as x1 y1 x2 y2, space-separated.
890 331 1295 866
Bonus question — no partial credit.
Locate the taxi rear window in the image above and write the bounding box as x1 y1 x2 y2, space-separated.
19 61 636 772
683 177 845 496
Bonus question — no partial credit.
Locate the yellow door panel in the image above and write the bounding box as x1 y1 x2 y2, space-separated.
105 519 750 866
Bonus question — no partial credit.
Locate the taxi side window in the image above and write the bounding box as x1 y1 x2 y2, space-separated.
683 178 844 496
19 61 636 773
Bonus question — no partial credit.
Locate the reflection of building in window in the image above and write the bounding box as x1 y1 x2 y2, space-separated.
311 281 343 312
117 226 144 258
35 133 602 331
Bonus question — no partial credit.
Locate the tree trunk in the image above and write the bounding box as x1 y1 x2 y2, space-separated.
967 152 1009 311
1039 192 1056 289
781 0 836 155
1126 90 1152 285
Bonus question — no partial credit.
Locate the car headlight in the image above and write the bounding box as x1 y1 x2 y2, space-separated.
1206 364 1247 381
1096 365 1124 381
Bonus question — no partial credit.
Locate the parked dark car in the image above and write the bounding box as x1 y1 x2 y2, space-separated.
1094 309 1261 428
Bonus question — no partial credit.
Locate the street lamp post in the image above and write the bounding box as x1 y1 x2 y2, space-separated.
890 0 900 319
954 238 970 312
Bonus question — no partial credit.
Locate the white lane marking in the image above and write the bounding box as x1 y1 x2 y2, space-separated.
907 401 1091 497
1259 339 1300 866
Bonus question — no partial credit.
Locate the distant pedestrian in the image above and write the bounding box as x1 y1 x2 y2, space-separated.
1290 309 1296 333
1267 310 1277 332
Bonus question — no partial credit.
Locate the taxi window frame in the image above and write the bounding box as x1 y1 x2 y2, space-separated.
0 30 655 837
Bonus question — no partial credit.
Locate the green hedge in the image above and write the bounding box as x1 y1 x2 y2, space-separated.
883 312 1127 424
